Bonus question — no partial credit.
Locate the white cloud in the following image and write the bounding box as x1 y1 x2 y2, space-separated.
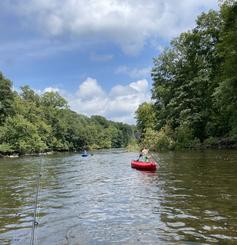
1 0 219 55
110 85 135 97
55 77 151 124
76 77 105 99
43 87 60 93
36 87 69 100
115 66 151 79
129 79 148 92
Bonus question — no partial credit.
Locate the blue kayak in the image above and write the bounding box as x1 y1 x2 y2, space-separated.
81 154 88 157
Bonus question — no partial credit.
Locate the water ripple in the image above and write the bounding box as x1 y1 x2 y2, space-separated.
1 150 237 244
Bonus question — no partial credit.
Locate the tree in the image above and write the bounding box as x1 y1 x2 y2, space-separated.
0 73 15 124
20 85 40 105
215 1 237 137
2 115 47 153
0 71 136 154
151 10 222 142
41 91 68 109
91 115 110 128
135 102 156 137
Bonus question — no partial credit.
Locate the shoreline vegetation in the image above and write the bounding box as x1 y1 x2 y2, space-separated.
0 74 137 157
135 1 237 151
2 137 237 158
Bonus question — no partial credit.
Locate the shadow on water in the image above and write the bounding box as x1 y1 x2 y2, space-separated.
0 149 237 244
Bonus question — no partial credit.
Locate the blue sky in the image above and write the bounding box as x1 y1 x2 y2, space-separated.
0 0 218 124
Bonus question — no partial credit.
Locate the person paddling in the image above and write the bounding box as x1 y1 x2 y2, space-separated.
137 147 150 162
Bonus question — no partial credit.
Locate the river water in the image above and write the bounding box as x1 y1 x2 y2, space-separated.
0 149 237 244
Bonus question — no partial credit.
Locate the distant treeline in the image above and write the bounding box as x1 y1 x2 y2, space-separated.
0 74 136 155
136 1 237 150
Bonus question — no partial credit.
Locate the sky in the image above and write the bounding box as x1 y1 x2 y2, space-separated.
0 0 219 124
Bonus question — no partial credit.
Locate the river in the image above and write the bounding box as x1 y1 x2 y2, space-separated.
0 149 237 244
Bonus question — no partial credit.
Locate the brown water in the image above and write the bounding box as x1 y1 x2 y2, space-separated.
0 149 237 244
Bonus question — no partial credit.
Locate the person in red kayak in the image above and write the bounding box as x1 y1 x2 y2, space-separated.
137 147 150 162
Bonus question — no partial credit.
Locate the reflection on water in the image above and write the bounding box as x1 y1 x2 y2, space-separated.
0 149 237 244
157 151 237 244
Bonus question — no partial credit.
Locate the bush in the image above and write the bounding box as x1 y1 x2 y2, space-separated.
0 143 14 154
174 122 194 148
203 137 219 147
143 125 174 151
3 115 47 153
126 139 140 152
156 126 175 150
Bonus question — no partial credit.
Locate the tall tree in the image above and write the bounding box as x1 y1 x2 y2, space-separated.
41 91 68 109
135 102 156 137
0 73 15 124
215 1 237 137
151 10 222 142
20 85 40 105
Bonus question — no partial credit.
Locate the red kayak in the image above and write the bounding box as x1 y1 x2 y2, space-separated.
131 160 157 171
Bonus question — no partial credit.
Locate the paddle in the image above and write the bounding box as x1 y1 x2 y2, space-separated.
149 152 160 166
136 153 143 161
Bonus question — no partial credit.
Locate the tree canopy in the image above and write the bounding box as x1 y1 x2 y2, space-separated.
136 1 237 150
0 76 136 155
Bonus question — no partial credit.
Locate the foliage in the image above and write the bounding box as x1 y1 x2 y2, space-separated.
1 115 48 154
126 139 140 152
203 137 219 147
0 143 14 154
41 91 68 109
135 102 156 137
142 126 174 151
136 2 237 149
0 73 15 124
214 0 237 138
0 75 136 155
174 123 201 149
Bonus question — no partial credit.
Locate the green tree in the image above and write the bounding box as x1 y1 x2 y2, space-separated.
0 73 15 124
151 10 222 142
91 115 110 128
0 71 136 154
2 115 47 154
20 85 40 104
215 1 237 137
41 91 68 109
135 102 156 137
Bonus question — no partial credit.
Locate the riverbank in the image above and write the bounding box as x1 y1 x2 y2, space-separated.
204 137 237 149
0 151 54 158
1 137 236 158
138 135 237 151
175 138 237 151
0 147 131 158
